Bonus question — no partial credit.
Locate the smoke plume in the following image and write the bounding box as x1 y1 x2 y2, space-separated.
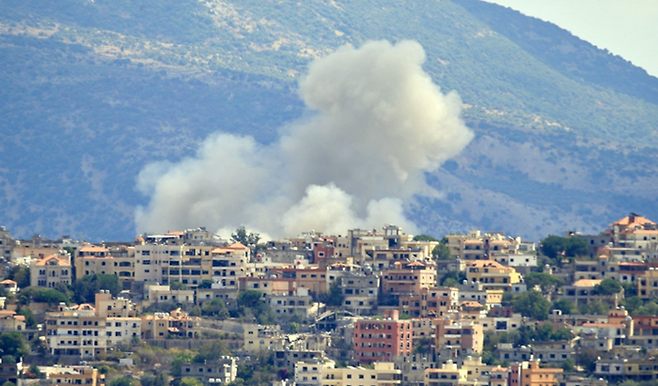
135 40 474 238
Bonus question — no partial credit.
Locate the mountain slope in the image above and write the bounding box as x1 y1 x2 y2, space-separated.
1 0 657 240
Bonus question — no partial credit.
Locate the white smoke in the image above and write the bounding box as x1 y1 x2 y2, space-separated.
135 40 474 238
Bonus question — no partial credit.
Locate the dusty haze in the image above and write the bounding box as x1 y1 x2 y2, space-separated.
135 40 474 238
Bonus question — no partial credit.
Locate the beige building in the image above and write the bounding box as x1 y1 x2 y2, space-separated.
381 261 437 296
465 260 521 292
321 362 401 386
31 254 72 288
0 310 26 332
45 303 108 359
47 365 105 386
295 359 336 386
424 360 467 386
145 284 195 305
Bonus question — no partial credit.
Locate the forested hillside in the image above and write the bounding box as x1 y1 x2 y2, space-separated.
1 0 657 240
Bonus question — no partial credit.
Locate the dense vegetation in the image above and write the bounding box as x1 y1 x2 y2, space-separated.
2 0 658 240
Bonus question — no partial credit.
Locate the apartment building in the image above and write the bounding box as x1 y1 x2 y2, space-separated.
434 320 483 357
211 242 250 288
510 359 562 386
465 260 521 292
269 267 328 295
353 310 413 365
295 359 336 386
399 287 459 318
180 357 237 386
45 304 108 359
321 362 401 386
381 261 436 296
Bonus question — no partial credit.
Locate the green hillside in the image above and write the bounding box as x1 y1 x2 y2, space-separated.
1 0 657 240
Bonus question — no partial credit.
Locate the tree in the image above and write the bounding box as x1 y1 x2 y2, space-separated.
180 378 203 386
231 226 260 247
201 299 229 320
633 301 658 316
170 281 188 290
540 235 588 260
575 348 599 373
552 299 576 315
524 272 564 291
193 341 230 363
594 278 622 295
19 287 70 305
110 378 133 386
237 290 274 324
17 308 36 329
73 273 121 304
412 234 438 242
623 296 643 314
321 278 344 308
439 271 466 287
580 301 610 315
511 291 551 320
171 350 195 376
432 243 451 260
562 358 576 372
0 332 30 359
4 265 30 288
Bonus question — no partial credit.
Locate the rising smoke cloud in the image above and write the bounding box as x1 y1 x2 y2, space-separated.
135 40 474 238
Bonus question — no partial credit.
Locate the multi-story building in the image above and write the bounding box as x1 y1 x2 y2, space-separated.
211 242 250 288
456 281 504 310
338 270 380 316
424 360 466 386
267 287 316 316
45 291 143 358
399 287 459 318
180 357 237 386
0 227 14 260
31 254 72 289
0 310 26 332
75 245 112 278
295 359 336 386
510 359 562 386
465 260 521 292
320 362 401 386
381 261 436 297
47 365 105 386
243 324 280 353
45 303 108 359
637 267 658 299
446 231 534 260
434 320 483 357
353 310 412 364
269 267 328 296
145 284 195 306
141 307 200 340
560 279 622 308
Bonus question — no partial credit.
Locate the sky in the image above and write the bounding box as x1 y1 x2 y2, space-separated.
482 0 658 78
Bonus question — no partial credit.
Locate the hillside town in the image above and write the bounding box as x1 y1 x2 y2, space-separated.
1 215 658 386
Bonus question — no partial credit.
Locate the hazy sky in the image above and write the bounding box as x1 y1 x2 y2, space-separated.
482 0 658 77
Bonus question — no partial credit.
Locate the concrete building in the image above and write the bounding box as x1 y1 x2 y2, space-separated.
31 254 72 288
180 357 237 386
295 359 336 386
46 365 105 386
353 310 412 365
510 359 562 386
465 260 521 292
400 287 459 318
381 261 436 297
320 362 401 386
